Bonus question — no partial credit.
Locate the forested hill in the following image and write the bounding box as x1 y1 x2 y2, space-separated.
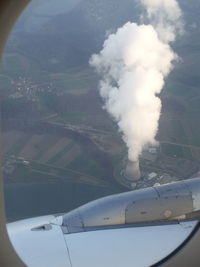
5 0 200 77
7 0 141 71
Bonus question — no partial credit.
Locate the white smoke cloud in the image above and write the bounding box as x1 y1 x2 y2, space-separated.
140 0 183 42
89 0 182 162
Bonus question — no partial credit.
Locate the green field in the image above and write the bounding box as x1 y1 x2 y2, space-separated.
7 134 30 156
1 53 40 79
49 68 97 93
161 143 193 159
171 120 188 144
57 112 88 124
69 154 107 179
47 141 75 164
3 130 112 185
187 120 200 146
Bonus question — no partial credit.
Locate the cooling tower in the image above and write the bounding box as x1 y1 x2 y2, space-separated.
125 160 141 181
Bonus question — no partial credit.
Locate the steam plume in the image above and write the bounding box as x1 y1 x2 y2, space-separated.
89 0 182 162
140 0 183 42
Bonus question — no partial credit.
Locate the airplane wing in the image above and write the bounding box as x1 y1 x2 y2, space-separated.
7 177 200 267
7 216 198 267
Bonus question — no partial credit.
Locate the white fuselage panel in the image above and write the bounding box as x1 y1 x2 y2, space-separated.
7 216 71 267
64 221 197 267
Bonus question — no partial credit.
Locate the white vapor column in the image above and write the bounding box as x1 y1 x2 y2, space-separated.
89 0 182 167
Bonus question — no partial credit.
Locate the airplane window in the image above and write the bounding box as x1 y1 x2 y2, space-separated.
2 0 200 223
1 0 200 266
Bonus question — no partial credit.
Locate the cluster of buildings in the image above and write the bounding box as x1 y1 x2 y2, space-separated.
8 76 57 102
3 155 30 175
121 145 197 190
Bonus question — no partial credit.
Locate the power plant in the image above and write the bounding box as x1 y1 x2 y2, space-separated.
125 160 141 181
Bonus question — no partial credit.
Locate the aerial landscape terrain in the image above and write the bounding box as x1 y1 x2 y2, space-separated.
1 0 200 221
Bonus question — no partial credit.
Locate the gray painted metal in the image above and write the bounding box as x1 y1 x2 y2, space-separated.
62 177 200 233
63 210 83 233
125 183 193 223
125 187 162 223
184 178 200 211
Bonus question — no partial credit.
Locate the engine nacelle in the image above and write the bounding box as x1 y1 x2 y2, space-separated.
60 177 200 233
